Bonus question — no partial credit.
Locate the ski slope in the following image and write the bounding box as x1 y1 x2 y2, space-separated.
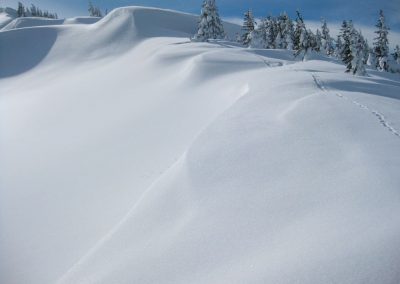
1 6 400 284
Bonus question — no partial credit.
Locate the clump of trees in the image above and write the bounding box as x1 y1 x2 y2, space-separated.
193 1 399 75
88 1 103 17
17 2 58 19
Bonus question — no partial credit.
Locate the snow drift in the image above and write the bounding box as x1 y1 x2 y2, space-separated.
0 7 16 29
0 6 240 78
1 6 400 284
1 16 100 31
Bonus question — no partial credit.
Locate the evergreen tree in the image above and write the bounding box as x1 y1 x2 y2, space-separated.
293 11 310 59
339 20 353 72
249 19 268 48
321 19 334 55
88 1 103 17
275 12 291 49
392 45 400 64
194 0 225 41
334 35 343 58
17 2 25 17
241 9 255 46
314 29 322 52
350 30 366 75
373 10 389 71
284 15 295 50
265 15 278 49
361 37 370 64
367 48 375 66
29 4 37 16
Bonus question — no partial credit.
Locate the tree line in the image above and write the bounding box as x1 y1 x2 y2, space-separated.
16 2 58 19
193 0 400 75
88 1 105 18
15 1 107 19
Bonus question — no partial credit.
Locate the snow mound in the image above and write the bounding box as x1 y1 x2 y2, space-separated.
63 17 100 25
93 6 239 39
1 16 100 31
0 7 16 29
0 6 240 78
1 17 64 31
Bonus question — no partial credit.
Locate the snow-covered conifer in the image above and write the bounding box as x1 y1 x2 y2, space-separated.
241 9 255 46
321 19 334 55
264 16 278 49
17 2 25 17
335 35 343 58
275 12 291 49
249 19 268 48
392 45 400 64
367 48 375 66
293 11 310 59
373 10 390 71
284 16 295 50
361 37 370 64
88 1 103 17
350 30 366 75
194 0 225 42
314 29 322 52
339 20 353 72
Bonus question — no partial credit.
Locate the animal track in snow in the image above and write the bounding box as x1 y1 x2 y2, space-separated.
312 74 400 139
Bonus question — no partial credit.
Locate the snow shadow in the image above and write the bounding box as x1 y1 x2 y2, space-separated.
0 27 57 78
327 79 400 101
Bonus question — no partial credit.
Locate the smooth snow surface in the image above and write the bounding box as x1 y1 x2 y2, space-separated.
1 6 400 284
0 8 100 31
1 16 100 31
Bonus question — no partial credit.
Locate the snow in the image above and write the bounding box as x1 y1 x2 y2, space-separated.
1 16 100 31
1 6 400 284
0 7 16 29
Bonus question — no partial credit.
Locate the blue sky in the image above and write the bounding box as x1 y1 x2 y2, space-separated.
2 0 400 30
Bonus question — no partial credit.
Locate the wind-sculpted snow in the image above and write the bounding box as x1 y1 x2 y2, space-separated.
0 7 240 79
0 27 58 77
0 7 16 29
1 17 65 31
58 65 400 284
1 6 400 284
1 16 100 31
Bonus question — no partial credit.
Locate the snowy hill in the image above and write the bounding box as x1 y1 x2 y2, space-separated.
1 6 400 284
1 16 100 31
0 7 17 29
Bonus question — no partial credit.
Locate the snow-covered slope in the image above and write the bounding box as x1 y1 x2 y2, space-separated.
1 16 100 31
2 17 64 30
0 6 240 78
0 8 100 31
0 7 16 29
1 6 400 284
